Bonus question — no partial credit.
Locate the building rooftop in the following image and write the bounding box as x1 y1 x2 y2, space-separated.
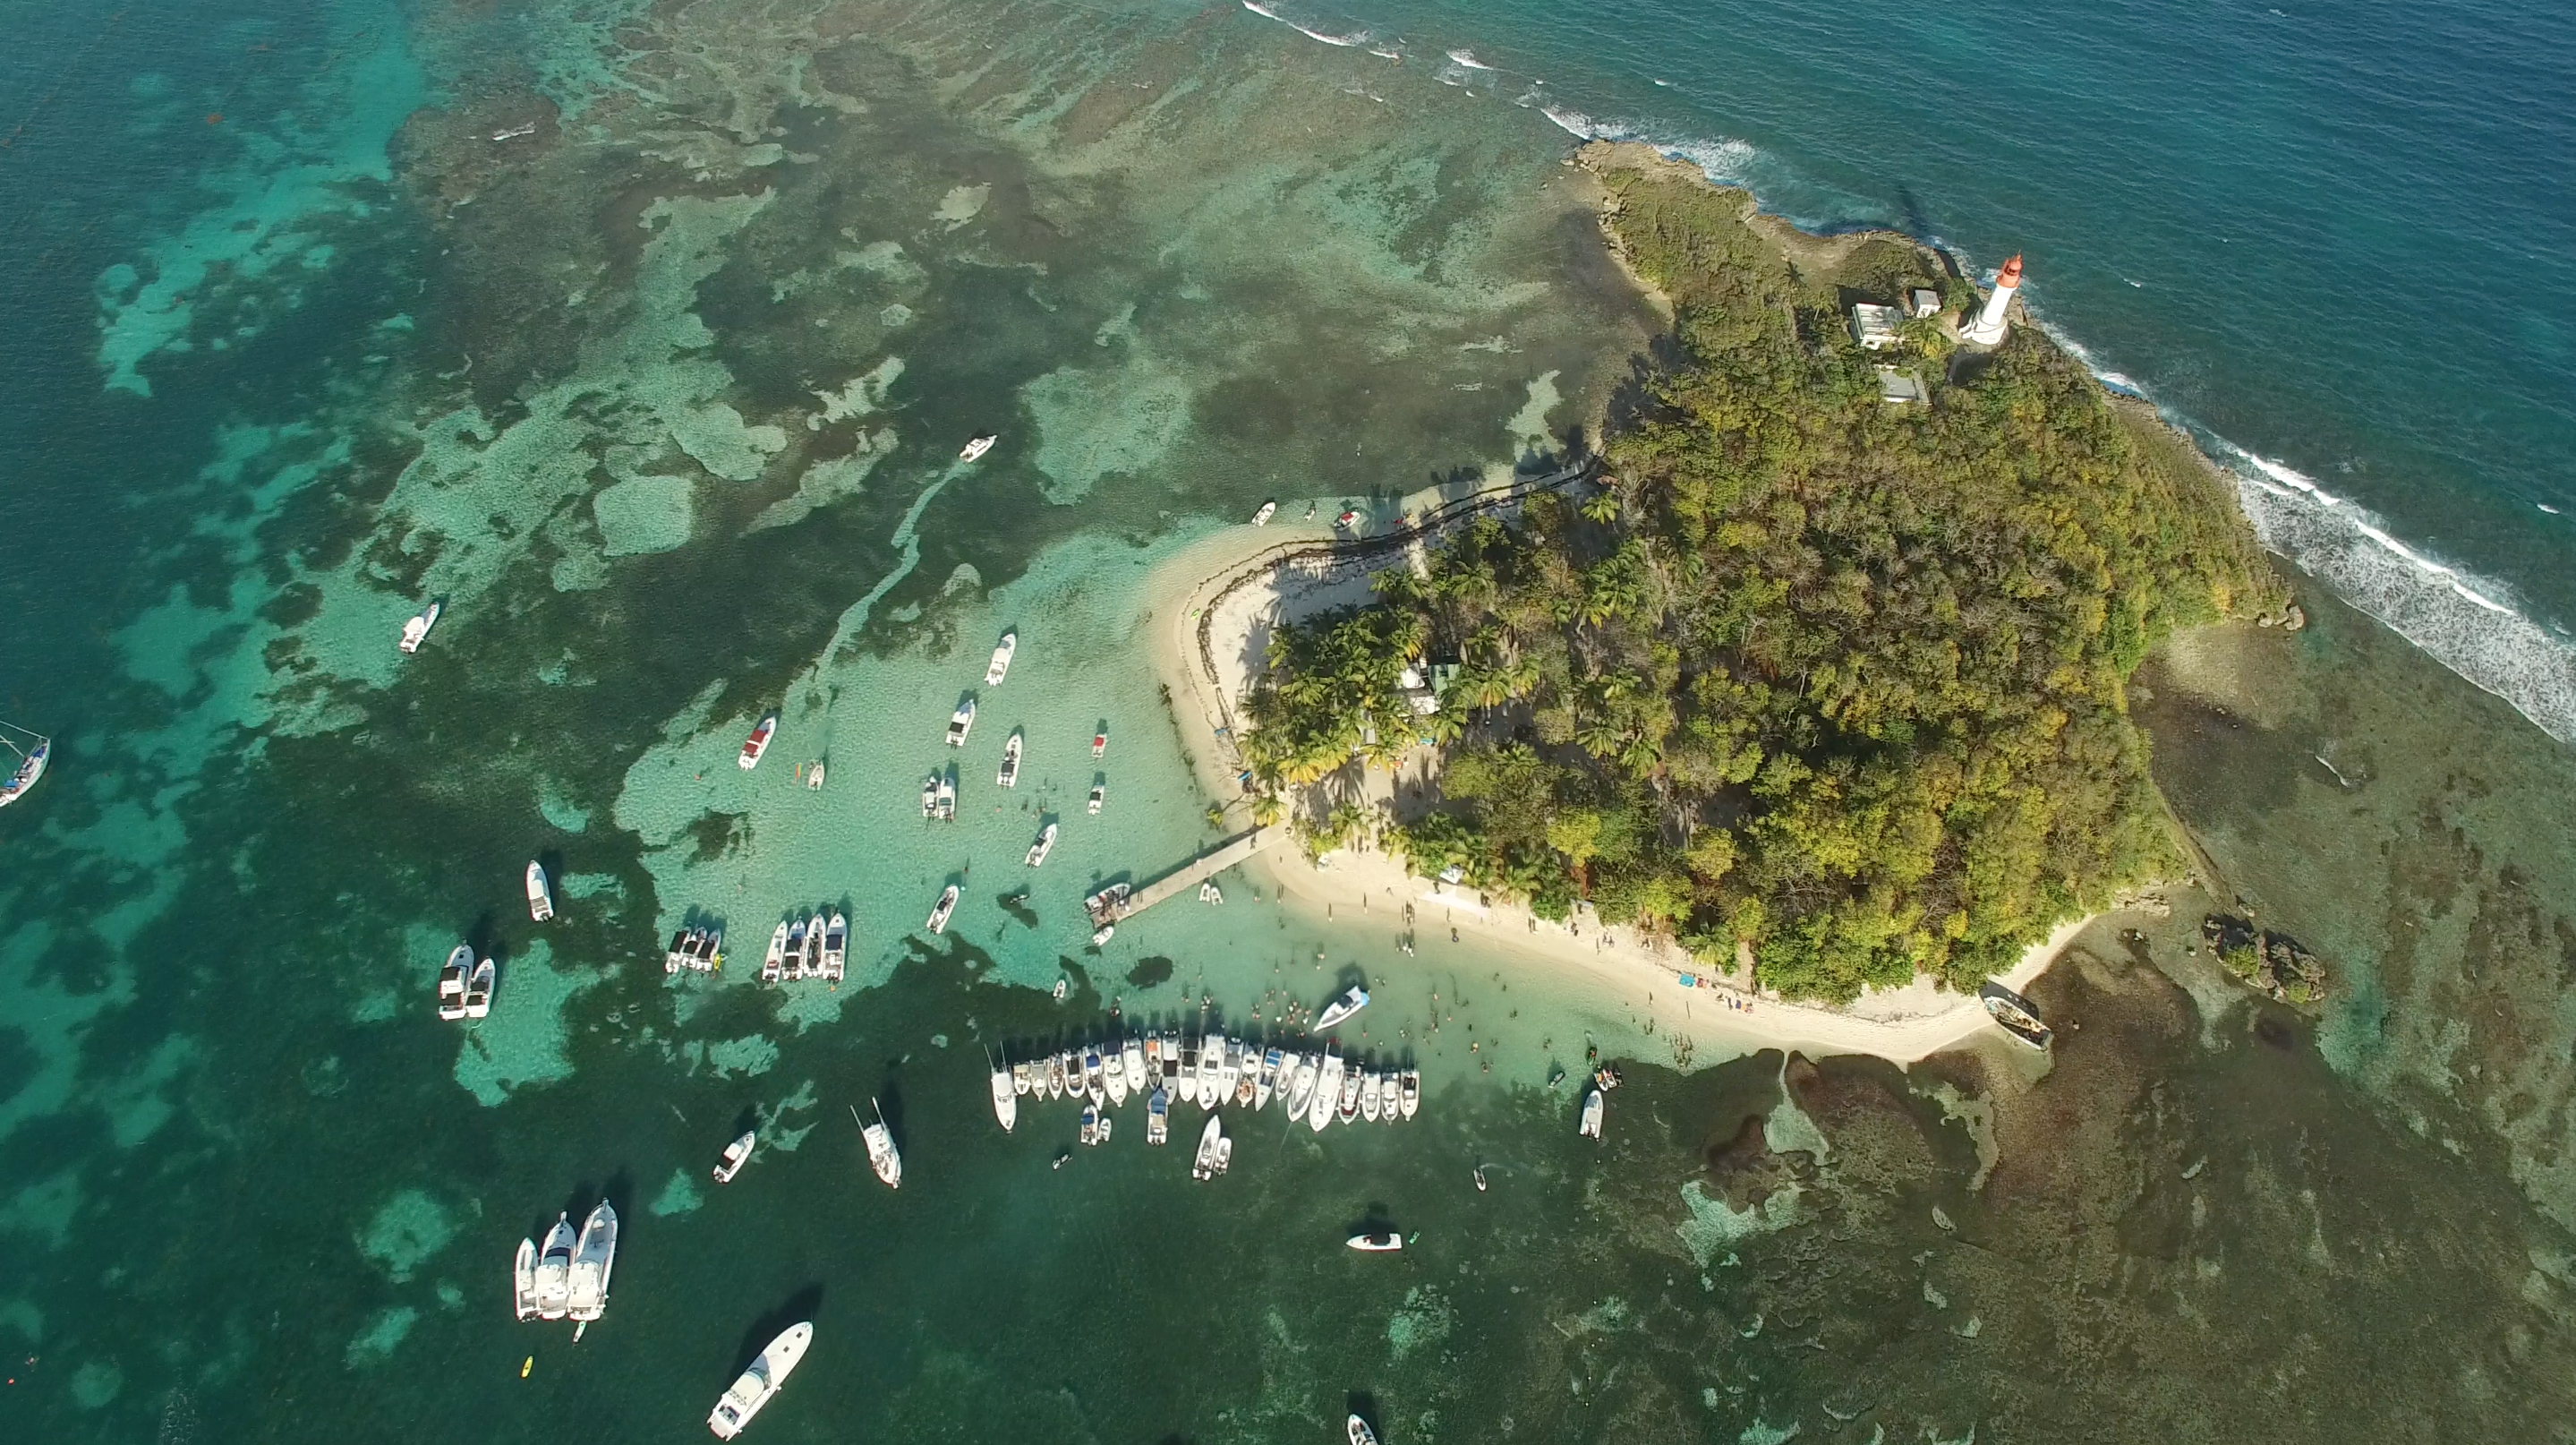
1908 288 1942 319
1849 303 1904 350
1876 366 1927 405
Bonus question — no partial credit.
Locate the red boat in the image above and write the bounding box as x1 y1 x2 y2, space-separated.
738 714 778 770
1091 729 1107 759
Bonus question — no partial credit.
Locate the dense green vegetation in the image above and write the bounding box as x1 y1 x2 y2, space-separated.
1240 162 2280 1002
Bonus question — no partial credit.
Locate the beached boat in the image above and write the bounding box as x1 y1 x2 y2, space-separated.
1400 1069 1420 1121
738 713 778 770
762 921 789 984
565 1201 618 1322
920 774 939 818
985 630 1017 686
1577 1085 1605 1140
925 885 960 936
706 1321 812 1439
0 726 48 810
990 1057 1018 1133
437 944 471 1022
822 912 846 981
464 956 496 1020
1979 980 2054 1050
944 698 976 747
1087 782 1105 816
861 1100 901 1188
1335 508 1361 530
1147 1087 1169 1144
397 601 440 654
1256 1047 1282 1111
1348 1415 1381 1445
997 731 1023 788
512 1236 539 1321
1025 822 1057 868
1310 1053 1343 1133
959 434 998 462
1361 1069 1382 1123
525 860 554 922
1314 985 1369 1032
533 1214 576 1320
1336 1065 1363 1124
1252 500 1276 526
712 1130 756 1184
1191 1114 1227 1181
934 774 956 821
1346 1230 1402 1253
1091 727 1107 758
1285 1053 1318 1124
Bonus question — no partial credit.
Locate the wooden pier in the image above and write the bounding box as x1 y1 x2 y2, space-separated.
1101 827 1291 924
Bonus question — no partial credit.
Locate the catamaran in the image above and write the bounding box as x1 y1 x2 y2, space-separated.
1252 500 1277 526
464 956 496 1020
565 1201 618 1322
397 601 440 654
712 1130 756 1184
706 1321 812 1439
959 434 998 462
512 1237 540 1321
1025 822 1057 868
0 723 51 810
738 713 778 769
944 699 976 747
533 1213 576 1320
525 860 554 922
997 731 1023 788
821 912 846 981
1577 1084 1605 1140
1314 985 1369 1031
859 1100 901 1188
925 885 960 936
437 944 472 1022
989 1054 1018 1133
985 630 1018 685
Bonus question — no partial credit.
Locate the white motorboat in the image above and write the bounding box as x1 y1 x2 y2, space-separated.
1079 1101 1100 1147
1091 727 1107 758
1349 1415 1382 1445
944 698 976 747
1256 1047 1281 1111
713 1130 756 1184
1105 1046 1129 1107
762 922 790 984
1310 1053 1343 1133
1400 1069 1420 1121
464 956 496 1020
800 912 825 979
860 1100 901 1188
782 916 808 977
1337 1065 1363 1124
1198 1036 1223 1109
1087 782 1105 815
1335 508 1361 530
1314 985 1369 1031
997 731 1023 788
1025 823 1057 868
1011 1060 1033 1096
1234 1044 1258 1107
921 774 939 818
1191 1114 1226 1181
565 1200 618 1322
533 1213 576 1320
1199 880 1222 904
0 725 47 810
1284 1053 1317 1124
959 434 998 462
822 913 847 981
1578 1084 1605 1140
397 600 440 654
1217 1039 1241 1105
1084 883 1129 946
1083 1044 1105 1099
1346 1230 1403 1253
437 944 471 1022
925 885 960 936
1361 1069 1382 1123
738 713 777 769
804 759 825 790
706 1321 813 1439
1122 1039 1147 1101
1252 500 1276 526
512 1236 539 1321
525 860 554 922
1146 1086 1169 1144
985 630 1017 686
990 1056 1018 1133
934 774 956 821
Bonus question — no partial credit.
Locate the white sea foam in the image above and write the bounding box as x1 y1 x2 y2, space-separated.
1446 48 1496 70
1239 1 1369 48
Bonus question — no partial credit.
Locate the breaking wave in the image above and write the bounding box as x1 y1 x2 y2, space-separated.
1240 1 1371 48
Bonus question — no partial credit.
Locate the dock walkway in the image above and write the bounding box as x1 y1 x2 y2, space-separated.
1100 827 1291 924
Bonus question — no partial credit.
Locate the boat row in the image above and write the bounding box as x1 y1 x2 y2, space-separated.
759 911 848 984
436 944 497 1021
664 926 724 973
510 1201 618 1324
989 1029 1422 1136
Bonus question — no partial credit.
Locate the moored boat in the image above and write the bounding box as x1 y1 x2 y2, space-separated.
1349 1415 1381 1445
533 1213 576 1320
920 774 940 818
738 713 778 770
1234 1044 1258 1107
1346 1230 1402 1253
1979 980 2054 1050
1079 1101 1100 1147
821 912 847 981
762 921 790 984
397 601 440 654
1087 782 1105 816
0 726 48 810
997 731 1023 788
1399 1069 1420 1121
1091 727 1107 758
990 1056 1018 1133
1122 1038 1147 1099
944 698 976 747
1105 1046 1129 1107
525 860 555 922
1284 1053 1318 1123
512 1236 539 1321
464 956 496 1020
1578 1084 1605 1140
1146 1086 1170 1144
1083 1044 1105 1099
1314 984 1369 1031
934 773 956 821
1254 1048 1279 1110
565 1201 618 1322
1191 1114 1227 1181
782 917 808 977
1361 1068 1382 1123
925 885 960 936
437 944 471 1022
1336 1065 1362 1124
1309 1052 1343 1133
1025 823 1057 867
959 434 998 462
713 1130 756 1184
706 1321 812 1439
1252 500 1276 526
1011 1060 1033 1096
985 630 1017 686
860 1100 901 1188
1217 1039 1241 1105
800 912 825 979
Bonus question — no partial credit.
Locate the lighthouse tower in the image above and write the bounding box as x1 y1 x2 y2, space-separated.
1962 253 2023 346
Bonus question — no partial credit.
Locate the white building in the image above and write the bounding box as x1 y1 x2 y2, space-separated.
1908 287 1942 319
1876 367 1927 405
1849 303 1904 351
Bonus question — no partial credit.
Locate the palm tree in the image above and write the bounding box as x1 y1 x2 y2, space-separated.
1580 487 1622 525
1250 791 1285 827
1577 714 1629 758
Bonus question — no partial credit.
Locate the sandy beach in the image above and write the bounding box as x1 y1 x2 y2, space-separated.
1139 486 2111 1069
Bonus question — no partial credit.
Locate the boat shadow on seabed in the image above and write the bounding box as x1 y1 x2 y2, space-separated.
730 1284 825 1377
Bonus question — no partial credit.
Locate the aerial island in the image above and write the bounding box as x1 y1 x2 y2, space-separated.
1156 142 2282 1022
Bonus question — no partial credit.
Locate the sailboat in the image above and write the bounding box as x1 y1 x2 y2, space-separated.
0 723 51 810
712 1131 756 1184
858 1101 901 1188
997 731 1023 788
985 630 1018 686
565 1201 618 1322
706 1321 812 1439
397 601 440 654
525 861 554 922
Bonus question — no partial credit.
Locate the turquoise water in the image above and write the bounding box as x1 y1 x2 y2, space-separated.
4 0 2575 1439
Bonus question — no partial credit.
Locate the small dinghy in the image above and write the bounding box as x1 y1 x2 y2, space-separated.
944 698 976 747
512 1236 540 1321
397 601 440 654
437 944 472 1022
707 1321 812 1439
1577 1084 1605 1140
464 956 496 1020
959 434 998 462
1335 508 1361 530
858 1100 901 1188
738 713 778 770
925 885 960 936
997 731 1023 788
1025 822 1057 867
525 860 554 922
1251 500 1276 526
1314 985 1369 1031
985 630 1017 686
1346 1230 1402 1253
1199 880 1223 904
712 1130 756 1184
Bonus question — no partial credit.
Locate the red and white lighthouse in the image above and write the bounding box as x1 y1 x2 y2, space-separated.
1963 253 2023 346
